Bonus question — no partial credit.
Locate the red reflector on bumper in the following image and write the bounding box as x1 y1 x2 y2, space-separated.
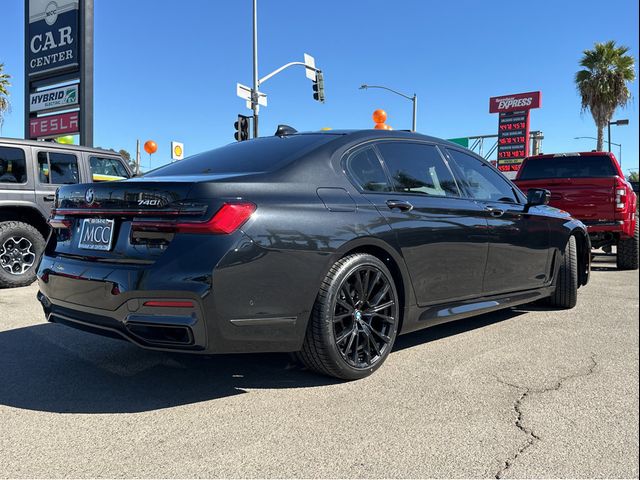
143 300 194 308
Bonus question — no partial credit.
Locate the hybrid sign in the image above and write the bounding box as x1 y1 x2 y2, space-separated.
27 0 79 77
489 91 541 179
29 84 78 112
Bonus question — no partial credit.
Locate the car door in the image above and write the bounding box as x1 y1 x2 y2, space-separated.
444 147 552 295
32 148 81 216
345 141 489 306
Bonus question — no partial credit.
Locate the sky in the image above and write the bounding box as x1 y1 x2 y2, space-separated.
1 0 638 173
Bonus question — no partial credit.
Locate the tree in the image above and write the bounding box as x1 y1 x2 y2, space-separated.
628 171 639 182
575 41 636 151
118 149 136 171
0 63 11 135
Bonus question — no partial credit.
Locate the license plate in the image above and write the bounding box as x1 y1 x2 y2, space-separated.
78 218 115 251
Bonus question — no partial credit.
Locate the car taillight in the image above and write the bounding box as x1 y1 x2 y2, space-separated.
144 300 194 308
48 218 72 229
615 179 628 211
131 202 256 235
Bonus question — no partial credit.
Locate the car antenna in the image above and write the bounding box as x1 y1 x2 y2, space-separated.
275 125 298 137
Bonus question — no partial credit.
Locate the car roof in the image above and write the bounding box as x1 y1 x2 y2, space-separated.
292 129 459 146
0 136 123 156
525 151 615 159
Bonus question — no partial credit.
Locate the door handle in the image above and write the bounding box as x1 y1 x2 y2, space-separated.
485 206 505 217
43 195 55 202
386 199 413 212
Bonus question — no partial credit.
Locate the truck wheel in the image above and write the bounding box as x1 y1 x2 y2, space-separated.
295 254 399 380
617 220 639 270
0 221 46 288
548 235 578 309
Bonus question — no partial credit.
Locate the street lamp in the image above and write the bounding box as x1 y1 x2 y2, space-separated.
359 84 418 132
574 136 622 161
608 119 629 153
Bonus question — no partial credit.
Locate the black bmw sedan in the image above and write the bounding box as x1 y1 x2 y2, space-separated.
38 129 590 379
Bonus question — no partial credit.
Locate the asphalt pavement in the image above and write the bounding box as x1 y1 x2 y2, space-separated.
0 253 638 478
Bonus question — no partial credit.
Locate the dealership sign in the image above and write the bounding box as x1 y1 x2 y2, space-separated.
489 91 541 114
27 0 79 77
29 84 78 112
29 111 79 138
489 91 541 178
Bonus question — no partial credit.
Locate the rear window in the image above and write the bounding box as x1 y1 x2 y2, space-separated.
145 135 338 177
519 155 617 180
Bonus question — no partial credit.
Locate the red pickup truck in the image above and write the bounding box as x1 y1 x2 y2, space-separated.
515 151 638 270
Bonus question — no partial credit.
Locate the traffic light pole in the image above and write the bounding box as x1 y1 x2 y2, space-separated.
251 0 259 139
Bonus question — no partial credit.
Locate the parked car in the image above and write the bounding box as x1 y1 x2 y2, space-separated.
38 129 590 379
515 151 638 270
0 138 132 288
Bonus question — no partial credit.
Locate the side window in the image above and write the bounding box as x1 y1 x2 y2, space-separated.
0 147 27 184
376 142 459 197
347 147 391 192
37 151 79 185
447 149 518 203
89 156 130 182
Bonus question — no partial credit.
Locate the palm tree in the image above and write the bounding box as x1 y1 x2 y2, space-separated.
575 41 636 151
0 63 11 135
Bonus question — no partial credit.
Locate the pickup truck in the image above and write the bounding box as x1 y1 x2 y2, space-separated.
0 138 133 288
515 151 638 270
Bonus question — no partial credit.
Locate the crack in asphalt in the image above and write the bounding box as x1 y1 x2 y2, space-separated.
494 354 598 479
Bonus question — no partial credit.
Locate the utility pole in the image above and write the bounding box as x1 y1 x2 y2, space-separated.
251 0 259 138
135 139 141 175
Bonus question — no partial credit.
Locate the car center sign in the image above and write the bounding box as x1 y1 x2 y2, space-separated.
29 84 78 112
27 0 79 77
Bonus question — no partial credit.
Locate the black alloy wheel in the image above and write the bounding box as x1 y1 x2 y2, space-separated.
296 253 400 380
333 265 397 368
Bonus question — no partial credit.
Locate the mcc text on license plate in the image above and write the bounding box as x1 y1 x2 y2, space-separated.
78 218 115 251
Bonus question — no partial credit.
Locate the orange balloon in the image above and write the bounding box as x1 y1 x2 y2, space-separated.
144 140 157 154
383 124 393 130
374 123 387 130
372 109 387 124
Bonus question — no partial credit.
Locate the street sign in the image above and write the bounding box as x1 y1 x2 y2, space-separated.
29 111 79 138
29 84 78 112
448 137 469 148
236 83 267 108
171 141 184 160
304 53 316 80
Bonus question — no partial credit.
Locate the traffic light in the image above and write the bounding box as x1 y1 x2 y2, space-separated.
234 115 250 141
312 70 325 103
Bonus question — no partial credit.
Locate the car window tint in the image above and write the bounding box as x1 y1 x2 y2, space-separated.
376 142 459 197
38 151 79 185
90 156 130 181
0 147 27 184
347 147 391 192
447 149 516 202
146 134 338 177
518 155 616 179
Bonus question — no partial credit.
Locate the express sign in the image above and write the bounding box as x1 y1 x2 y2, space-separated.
27 0 79 77
489 91 541 114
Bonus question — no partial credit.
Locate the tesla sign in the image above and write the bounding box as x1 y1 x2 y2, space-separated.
29 111 79 138
27 0 79 77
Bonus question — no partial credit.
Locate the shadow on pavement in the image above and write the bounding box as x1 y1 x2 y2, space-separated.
0 308 524 414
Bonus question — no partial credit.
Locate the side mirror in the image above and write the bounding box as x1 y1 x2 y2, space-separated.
526 188 551 207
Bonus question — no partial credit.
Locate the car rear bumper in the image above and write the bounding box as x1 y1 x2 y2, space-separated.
585 221 625 233
36 250 307 354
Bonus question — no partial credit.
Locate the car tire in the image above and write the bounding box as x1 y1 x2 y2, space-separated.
547 235 578 309
616 220 639 270
295 253 400 380
0 221 46 288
